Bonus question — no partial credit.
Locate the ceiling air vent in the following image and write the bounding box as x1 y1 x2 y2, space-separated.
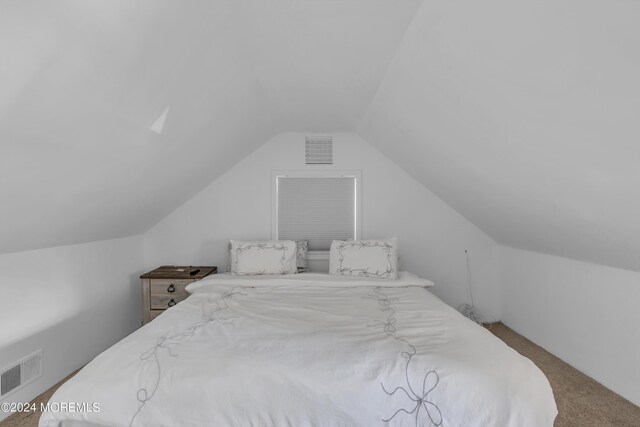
0 350 42 399
305 136 333 164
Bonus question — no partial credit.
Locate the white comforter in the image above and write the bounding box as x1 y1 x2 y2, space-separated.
40 273 557 427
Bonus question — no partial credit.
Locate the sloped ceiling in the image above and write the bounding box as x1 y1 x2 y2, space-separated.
0 1 275 253
359 0 640 272
235 0 422 131
2 0 639 273
0 0 419 254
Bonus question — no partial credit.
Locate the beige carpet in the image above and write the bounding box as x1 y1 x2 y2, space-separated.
2 323 639 426
487 322 640 427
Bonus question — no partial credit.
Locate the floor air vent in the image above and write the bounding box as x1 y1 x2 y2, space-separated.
305 136 333 164
0 350 42 398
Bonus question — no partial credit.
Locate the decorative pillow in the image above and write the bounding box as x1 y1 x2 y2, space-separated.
295 239 309 272
329 238 398 279
230 240 297 275
227 240 308 273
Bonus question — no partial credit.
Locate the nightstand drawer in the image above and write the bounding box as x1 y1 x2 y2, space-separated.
149 279 193 296
150 294 189 309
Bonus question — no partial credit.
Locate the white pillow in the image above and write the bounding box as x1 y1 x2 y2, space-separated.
329 238 398 279
226 240 308 273
230 240 298 275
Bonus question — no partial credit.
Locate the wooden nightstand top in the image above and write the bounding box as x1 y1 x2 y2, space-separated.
140 265 217 280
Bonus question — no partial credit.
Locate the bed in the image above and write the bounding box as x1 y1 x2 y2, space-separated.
39 272 557 427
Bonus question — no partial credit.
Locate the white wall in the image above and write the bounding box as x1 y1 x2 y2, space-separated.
144 132 501 320
501 246 640 406
0 236 144 421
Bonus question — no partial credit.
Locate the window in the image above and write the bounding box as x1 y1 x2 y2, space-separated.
272 171 361 253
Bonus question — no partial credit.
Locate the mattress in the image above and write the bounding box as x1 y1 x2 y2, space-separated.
40 272 557 426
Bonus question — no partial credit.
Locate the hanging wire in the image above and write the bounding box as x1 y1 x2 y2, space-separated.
458 249 483 325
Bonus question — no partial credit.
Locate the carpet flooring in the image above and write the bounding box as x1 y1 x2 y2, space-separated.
486 322 640 427
1 323 638 426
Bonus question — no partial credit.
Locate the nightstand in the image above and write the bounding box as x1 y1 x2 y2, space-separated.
140 265 217 324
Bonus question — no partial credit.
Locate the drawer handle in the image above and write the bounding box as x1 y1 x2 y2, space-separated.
167 284 176 293
168 298 176 307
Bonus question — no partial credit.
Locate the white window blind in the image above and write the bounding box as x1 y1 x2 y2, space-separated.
277 176 356 251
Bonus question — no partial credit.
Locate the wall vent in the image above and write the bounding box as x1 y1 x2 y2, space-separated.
0 350 42 399
305 136 333 164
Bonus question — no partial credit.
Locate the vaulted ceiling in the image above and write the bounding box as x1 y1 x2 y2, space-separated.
2 0 639 272
359 0 640 271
